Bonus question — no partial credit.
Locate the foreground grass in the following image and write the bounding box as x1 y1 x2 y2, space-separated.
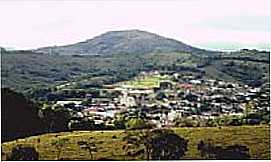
1 126 270 160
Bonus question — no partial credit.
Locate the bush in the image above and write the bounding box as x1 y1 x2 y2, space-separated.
125 118 146 130
198 140 250 159
113 119 126 129
7 145 39 160
225 117 243 126
112 135 117 139
219 144 250 159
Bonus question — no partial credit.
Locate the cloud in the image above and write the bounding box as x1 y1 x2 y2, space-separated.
196 15 271 32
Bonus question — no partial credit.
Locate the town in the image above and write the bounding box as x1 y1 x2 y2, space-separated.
41 70 270 131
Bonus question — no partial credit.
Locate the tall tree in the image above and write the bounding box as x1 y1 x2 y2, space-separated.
122 129 188 160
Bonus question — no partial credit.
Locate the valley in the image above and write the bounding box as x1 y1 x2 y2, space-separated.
1 30 270 160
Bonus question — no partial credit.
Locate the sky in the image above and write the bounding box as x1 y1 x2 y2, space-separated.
0 0 270 51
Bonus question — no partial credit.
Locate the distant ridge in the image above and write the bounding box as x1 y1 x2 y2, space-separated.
35 30 211 55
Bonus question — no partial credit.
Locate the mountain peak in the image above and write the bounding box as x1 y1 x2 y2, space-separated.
91 29 162 41
36 30 206 55
102 29 151 35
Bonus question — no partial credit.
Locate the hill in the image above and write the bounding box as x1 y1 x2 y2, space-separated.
1 126 270 160
1 30 269 94
1 50 269 94
35 30 211 55
0 52 191 92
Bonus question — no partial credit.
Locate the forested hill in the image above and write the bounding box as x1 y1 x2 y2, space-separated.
35 30 213 55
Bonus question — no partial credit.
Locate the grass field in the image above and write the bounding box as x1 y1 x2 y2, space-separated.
119 74 170 89
1 126 270 160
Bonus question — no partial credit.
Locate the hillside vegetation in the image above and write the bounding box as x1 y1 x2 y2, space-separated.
1 50 269 94
1 126 270 160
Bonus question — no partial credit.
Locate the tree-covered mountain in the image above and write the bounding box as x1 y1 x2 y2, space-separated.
35 30 212 55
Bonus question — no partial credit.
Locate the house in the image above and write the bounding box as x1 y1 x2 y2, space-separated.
119 94 136 108
91 97 111 105
173 73 179 80
178 83 193 90
56 100 82 107
228 112 244 117
149 120 162 128
189 80 202 85
94 119 104 125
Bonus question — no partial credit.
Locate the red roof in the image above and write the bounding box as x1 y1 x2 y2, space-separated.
178 84 193 89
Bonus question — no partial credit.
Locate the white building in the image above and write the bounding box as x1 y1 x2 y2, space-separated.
56 100 82 106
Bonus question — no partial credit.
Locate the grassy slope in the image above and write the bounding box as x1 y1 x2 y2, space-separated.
1 126 270 160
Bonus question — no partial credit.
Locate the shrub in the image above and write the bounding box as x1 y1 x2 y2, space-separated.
7 145 39 160
197 139 250 159
112 135 117 139
125 118 146 130
113 119 126 129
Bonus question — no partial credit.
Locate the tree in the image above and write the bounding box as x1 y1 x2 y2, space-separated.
148 129 188 160
7 145 39 160
113 119 126 129
1 88 45 142
155 92 167 100
122 129 188 160
27 87 52 101
40 104 72 132
122 130 148 160
51 138 70 160
113 114 127 129
225 116 242 126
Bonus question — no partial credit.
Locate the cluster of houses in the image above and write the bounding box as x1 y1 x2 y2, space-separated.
53 71 270 128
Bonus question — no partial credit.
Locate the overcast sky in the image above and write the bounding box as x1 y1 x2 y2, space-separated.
0 0 270 51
